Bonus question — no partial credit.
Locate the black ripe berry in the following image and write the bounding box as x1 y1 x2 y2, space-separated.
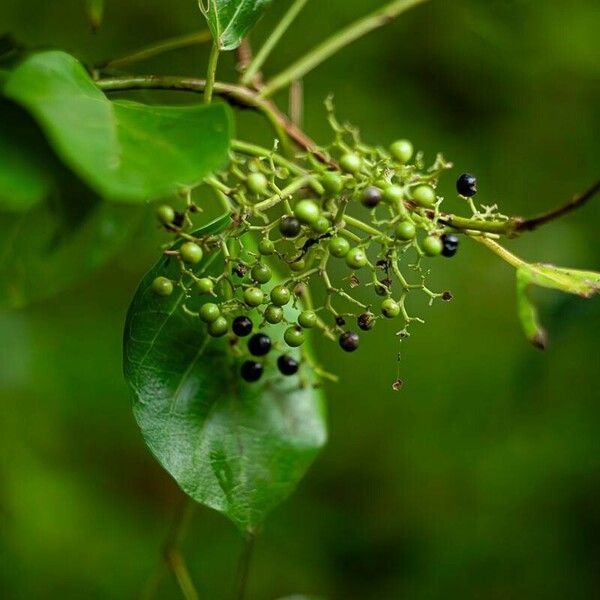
335 316 346 327
456 173 477 197
277 354 299 376
248 333 272 356
441 233 459 257
233 263 248 277
232 316 253 337
339 331 360 352
172 211 185 227
357 312 375 331
361 186 382 208
279 215 301 238
240 360 263 382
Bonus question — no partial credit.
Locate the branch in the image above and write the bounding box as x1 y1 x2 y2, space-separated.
514 179 600 232
259 0 430 97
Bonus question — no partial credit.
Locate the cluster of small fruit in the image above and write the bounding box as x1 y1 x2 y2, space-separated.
149 127 479 384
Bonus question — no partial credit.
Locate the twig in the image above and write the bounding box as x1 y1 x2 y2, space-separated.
204 41 220 103
97 31 212 70
241 0 308 87
259 0 430 97
514 179 600 232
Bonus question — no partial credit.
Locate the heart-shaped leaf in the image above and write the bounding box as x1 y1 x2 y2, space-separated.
123 219 327 532
3 50 232 203
516 262 600 349
200 0 273 51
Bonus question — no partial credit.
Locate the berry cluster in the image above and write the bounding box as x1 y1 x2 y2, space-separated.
148 110 489 386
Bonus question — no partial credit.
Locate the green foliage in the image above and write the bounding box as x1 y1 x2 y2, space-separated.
3 51 232 203
200 0 273 50
123 215 327 532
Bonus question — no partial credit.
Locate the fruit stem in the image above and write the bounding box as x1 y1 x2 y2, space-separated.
204 41 220 103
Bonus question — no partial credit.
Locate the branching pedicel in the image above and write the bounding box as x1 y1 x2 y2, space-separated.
147 98 559 388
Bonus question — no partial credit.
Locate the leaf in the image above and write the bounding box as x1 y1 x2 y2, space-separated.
3 50 232 203
0 101 143 308
515 262 600 349
200 0 273 50
123 222 327 532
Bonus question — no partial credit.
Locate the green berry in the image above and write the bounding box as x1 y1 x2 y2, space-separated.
196 277 214 294
207 316 228 337
244 287 264 307
321 171 344 194
279 215 301 238
251 263 272 284
270 285 291 306
294 199 320 224
298 310 317 329
345 247 368 269
180 242 203 264
264 305 284 324
381 298 400 318
246 172 268 195
389 139 413 163
329 236 350 258
258 238 275 255
395 220 416 241
311 216 331 234
339 153 362 174
383 185 403 204
157 204 175 226
284 325 305 347
421 235 443 257
412 185 436 207
290 259 306 272
151 276 173 296
199 302 221 323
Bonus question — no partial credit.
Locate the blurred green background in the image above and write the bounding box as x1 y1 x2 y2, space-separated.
1 0 599 598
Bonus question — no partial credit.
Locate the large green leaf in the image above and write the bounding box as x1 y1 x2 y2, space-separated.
200 0 273 50
123 219 327 532
516 262 600 349
0 101 143 308
3 51 232 203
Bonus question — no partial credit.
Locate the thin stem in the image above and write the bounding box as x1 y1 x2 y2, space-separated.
241 0 308 86
475 236 527 270
235 533 255 600
97 31 212 70
260 0 430 97
440 214 515 235
204 41 220 103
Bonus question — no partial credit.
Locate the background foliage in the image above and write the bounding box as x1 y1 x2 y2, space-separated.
0 0 599 598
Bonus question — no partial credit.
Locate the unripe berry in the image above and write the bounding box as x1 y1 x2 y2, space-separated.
381 298 400 318
251 263 272 284
246 172 268 195
270 285 291 306
284 325 305 347
395 220 416 241
412 185 436 207
311 216 331 234
244 287 264 307
152 276 173 296
298 310 317 329
321 171 344 194
345 247 368 269
258 239 275 255
383 185 403 204
421 235 443 257
339 153 362 174
208 316 228 337
180 242 203 264
294 199 320 224
329 237 350 258
264 305 284 324
196 278 214 294
290 259 306 272
199 302 221 323
157 204 175 226
389 139 413 163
